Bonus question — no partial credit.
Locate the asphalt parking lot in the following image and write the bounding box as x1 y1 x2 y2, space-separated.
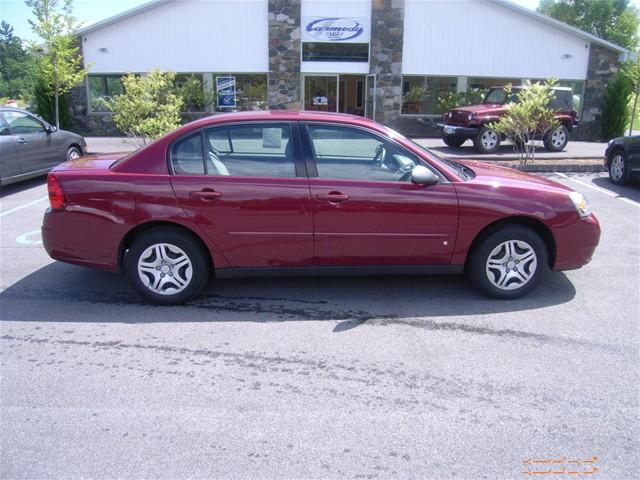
1 173 638 479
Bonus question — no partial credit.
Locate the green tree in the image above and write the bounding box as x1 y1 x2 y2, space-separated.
26 0 88 128
489 81 560 164
32 75 72 128
601 69 633 140
105 70 184 147
538 0 639 50
0 21 39 101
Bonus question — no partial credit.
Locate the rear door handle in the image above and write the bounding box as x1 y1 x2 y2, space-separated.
316 192 349 203
189 190 223 200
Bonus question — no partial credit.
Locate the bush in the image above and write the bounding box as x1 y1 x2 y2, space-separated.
601 70 633 140
32 75 72 129
437 88 485 113
105 70 184 147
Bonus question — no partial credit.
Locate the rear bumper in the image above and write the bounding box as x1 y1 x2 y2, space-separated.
437 123 479 138
553 214 601 271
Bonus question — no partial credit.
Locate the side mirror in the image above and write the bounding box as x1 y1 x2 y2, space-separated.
411 165 439 186
45 125 57 134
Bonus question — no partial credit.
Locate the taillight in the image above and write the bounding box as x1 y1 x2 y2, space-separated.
47 173 66 210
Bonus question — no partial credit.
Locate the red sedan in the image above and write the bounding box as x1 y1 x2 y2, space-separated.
42 111 600 304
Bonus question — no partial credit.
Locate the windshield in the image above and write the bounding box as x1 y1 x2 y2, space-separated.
383 125 475 180
484 87 519 104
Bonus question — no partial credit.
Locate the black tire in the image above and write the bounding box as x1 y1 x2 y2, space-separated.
543 125 569 152
468 226 548 300
442 135 465 148
607 149 628 185
473 126 501 153
124 227 210 305
66 146 82 161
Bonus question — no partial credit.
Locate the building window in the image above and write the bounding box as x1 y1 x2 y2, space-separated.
212 74 267 112
467 77 522 91
401 76 457 115
88 75 124 112
302 43 369 62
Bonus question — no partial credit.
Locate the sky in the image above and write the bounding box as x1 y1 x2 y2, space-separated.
2 0 542 42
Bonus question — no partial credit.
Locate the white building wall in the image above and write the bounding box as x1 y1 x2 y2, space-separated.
82 0 269 73
403 0 590 80
301 0 371 74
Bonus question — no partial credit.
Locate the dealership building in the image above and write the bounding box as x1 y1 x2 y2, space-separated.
71 0 629 140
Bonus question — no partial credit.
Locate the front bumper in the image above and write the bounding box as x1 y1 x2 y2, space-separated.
553 214 601 271
437 123 480 138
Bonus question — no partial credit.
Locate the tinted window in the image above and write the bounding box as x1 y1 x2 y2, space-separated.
302 43 368 62
552 90 573 110
3 111 44 134
171 133 205 175
308 125 417 182
203 124 295 178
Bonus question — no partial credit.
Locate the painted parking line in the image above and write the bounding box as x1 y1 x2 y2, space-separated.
555 173 640 208
16 230 43 245
0 196 49 218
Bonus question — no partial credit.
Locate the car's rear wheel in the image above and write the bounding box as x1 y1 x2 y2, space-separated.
543 125 569 152
608 150 628 185
473 127 500 153
468 226 547 299
442 135 465 148
124 228 209 305
66 146 82 161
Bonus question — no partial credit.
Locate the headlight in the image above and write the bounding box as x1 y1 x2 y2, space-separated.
467 113 473 121
448 112 452 118
568 191 592 218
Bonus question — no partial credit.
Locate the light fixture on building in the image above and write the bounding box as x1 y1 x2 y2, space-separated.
98 47 108 53
561 53 572 59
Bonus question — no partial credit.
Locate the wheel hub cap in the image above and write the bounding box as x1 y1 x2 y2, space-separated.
611 155 624 180
137 243 193 295
485 240 537 291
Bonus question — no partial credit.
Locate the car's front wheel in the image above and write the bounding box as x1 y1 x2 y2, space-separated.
66 146 82 161
543 125 569 152
608 150 628 185
124 228 210 305
442 135 465 148
473 127 501 153
468 226 547 299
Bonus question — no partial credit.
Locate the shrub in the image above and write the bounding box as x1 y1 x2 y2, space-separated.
601 69 633 140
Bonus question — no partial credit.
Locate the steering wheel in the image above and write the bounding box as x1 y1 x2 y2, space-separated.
372 144 386 168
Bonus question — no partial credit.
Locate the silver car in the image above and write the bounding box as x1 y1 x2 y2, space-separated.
0 107 87 186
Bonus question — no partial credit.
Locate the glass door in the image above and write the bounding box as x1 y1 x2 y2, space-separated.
304 75 338 112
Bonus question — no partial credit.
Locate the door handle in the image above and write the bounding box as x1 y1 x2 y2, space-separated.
189 190 223 200
316 192 349 203
17 138 27 144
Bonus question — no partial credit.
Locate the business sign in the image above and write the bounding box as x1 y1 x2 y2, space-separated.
216 76 236 108
302 17 369 43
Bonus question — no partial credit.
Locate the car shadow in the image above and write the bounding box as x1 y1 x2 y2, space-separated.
0 176 47 198
592 176 640 202
0 261 577 330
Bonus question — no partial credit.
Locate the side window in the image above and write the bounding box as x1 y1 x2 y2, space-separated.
0 113 10 136
3 112 45 134
307 125 416 182
171 133 205 175
203 124 295 178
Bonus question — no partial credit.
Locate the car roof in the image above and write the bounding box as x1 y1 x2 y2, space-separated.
180 110 377 128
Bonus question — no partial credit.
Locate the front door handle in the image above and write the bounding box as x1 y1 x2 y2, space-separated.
189 189 223 200
17 138 27 144
316 192 349 203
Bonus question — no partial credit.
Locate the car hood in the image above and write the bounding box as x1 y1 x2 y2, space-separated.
456 159 572 192
452 104 504 115
52 152 131 172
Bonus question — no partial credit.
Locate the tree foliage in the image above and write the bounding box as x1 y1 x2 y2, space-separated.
601 69 633 140
26 0 88 128
437 87 486 114
33 75 72 128
105 70 184 147
538 0 640 50
0 21 39 101
489 81 560 164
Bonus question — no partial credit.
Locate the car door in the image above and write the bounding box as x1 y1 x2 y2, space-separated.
627 137 640 175
0 112 21 181
302 123 459 266
170 122 314 268
3 110 52 174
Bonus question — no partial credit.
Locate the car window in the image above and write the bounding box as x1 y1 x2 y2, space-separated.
171 133 205 175
203 124 295 178
3 111 45 134
0 113 10 136
307 125 417 182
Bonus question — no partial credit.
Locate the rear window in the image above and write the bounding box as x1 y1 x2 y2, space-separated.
171 133 205 175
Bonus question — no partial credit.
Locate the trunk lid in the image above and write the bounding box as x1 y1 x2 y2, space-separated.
52 152 131 172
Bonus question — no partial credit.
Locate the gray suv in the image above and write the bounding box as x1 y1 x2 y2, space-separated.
0 107 87 186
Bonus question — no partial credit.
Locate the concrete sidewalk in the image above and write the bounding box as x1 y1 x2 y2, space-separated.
86 136 607 172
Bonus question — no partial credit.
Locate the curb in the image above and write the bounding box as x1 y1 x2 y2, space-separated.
511 164 606 173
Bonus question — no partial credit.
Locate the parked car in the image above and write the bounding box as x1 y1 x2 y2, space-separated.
604 135 640 185
42 111 600 304
0 106 87 186
438 86 578 153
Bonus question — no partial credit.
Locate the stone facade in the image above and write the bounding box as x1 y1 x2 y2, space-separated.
267 0 301 110
369 0 404 129
576 45 621 141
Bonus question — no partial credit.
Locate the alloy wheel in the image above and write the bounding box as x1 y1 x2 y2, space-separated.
551 128 566 148
610 154 624 182
481 130 498 150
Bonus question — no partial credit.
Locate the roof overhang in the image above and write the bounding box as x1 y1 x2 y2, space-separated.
77 0 173 36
